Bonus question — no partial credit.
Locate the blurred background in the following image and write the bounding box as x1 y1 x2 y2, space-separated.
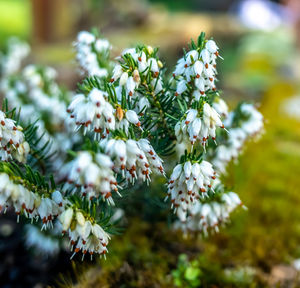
1 0 300 287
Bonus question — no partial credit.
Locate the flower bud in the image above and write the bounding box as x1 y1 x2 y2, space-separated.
148 58 159 73
59 208 73 231
193 60 203 77
116 107 124 121
52 190 63 206
147 45 154 55
76 211 86 226
126 76 135 96
120 72 128 86
185 109 198 124
170 164 182 181
126 110 140 126
200 49 210 64
176 80 187 95
206 40 218 54
133 69 140 84
184 161 192 179
111 64 123 81
186 50 199 66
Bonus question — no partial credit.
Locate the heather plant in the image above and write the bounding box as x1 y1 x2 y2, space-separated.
0 30 263 259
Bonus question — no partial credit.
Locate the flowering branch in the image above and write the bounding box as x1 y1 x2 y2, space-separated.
0 30 264 258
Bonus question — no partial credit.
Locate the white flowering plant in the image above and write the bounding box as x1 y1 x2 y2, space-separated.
0 31 263 259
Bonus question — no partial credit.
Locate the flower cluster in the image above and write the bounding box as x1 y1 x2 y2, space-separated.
167 160 216 222
110 45 164 103
116 109 142 134
2 65 68 125
67 86 146 139
177 191 244 235
175 103 224 147
212 103 264 173
59 207 110 259
66 151 118 205
212 97 228 118
173 39 221 98
74 31 111 78
0 173 66 229
0 63 79 169
0 37 30 77
0 32 264 260
67 88 115 138
25 224 61 255
0 111 29 162
100 138 164 184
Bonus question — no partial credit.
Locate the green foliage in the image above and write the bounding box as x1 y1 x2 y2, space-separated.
172 254 202 287
24 120 56 172
172 253 257 287
1 100 55 172
2 98 21 123
66 195 123 235
0 161 55 196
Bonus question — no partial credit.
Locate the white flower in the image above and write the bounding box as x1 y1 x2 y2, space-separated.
0 173 65 229
186 50 199 66
173 58 186 77
111 64 123 82
126 76 136 96
193 60 204 77
101 138 164 184
76 211 86 226
200 49 211 64
112 46 163 98
213 98 228 117
167 160 216 221
138 96 150 113
77 31 95 44
136 51 147 72
175 103 224 147
195 77 206 94
52 190 64 207
122 47 136 57
147 58 159 74
293 259 300 271
151 78 163 94
119 72 129 86
172 40 221 100
205 40 219 54
25 224 60 256
0 37 30 76
175 79 187 96
95 39 110 52
239 103 264 136
185 109 198 124
67 88 115 138
38 197 61 230
176 191 244 234
212 103 263 174
126 110 141 127
59 207 110 258
74 31 110 77
59 207 74 232
66 151 118 204
0 111 29 162
138 139 165 175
